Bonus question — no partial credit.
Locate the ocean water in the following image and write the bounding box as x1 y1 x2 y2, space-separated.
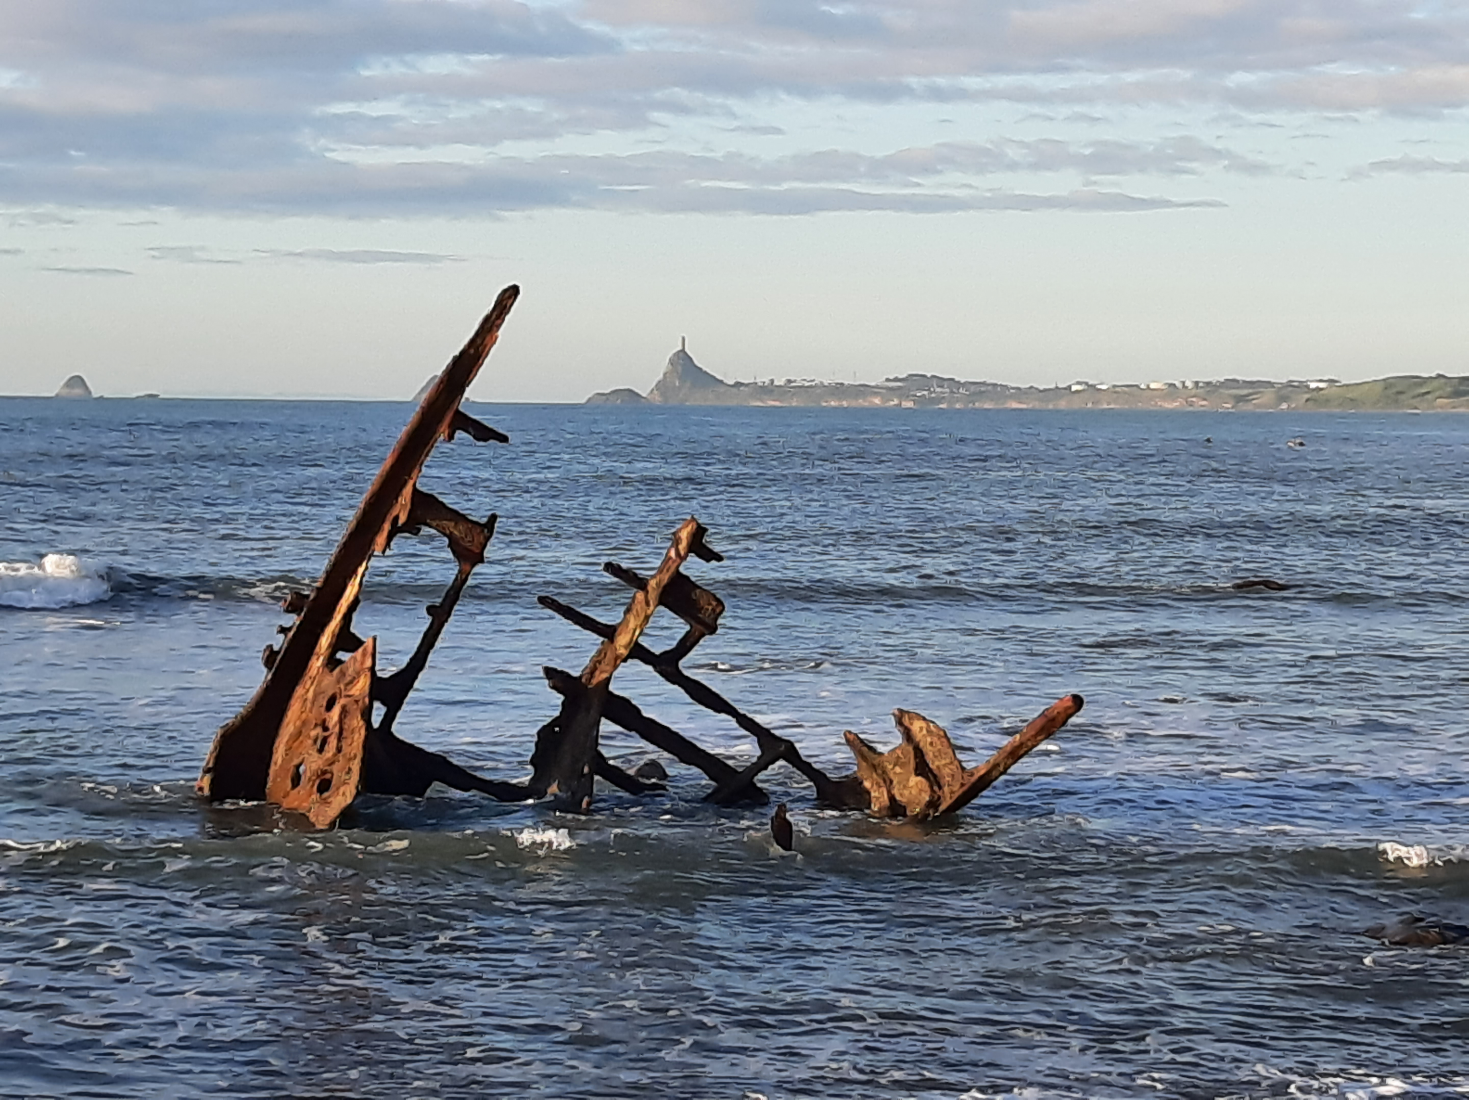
1 396 1467 1100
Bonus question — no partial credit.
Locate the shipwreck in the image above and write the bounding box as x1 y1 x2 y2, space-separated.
197 286 1084 830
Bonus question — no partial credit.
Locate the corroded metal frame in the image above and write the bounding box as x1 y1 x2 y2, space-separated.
197 286 520 827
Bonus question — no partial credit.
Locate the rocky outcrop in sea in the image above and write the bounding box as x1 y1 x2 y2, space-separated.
55 374 94 398
586 339 739 406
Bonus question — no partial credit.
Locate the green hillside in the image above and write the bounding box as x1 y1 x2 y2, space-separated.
1302 375 1469 411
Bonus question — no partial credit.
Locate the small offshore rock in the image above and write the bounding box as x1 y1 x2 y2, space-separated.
54 374 94 398
586 387 649 405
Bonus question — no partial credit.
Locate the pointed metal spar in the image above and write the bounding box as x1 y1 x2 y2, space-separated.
198 286 520 826
530 518 706 811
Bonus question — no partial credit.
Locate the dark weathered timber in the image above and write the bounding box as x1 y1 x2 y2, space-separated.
603 562 725 635
537 595 847 804
198 286 519 826
541 665 765 802
593 753 667 795
363 728 532 801
530 519 702 810
842 695 1084 820
932 694 1084 815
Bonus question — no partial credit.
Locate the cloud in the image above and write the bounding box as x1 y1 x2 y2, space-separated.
256 248 464 263
3 209 78 227
147 245 243 264
145 244 463 264
41 265 133 275
0 141 1231 214
0 0 1464 216
1353 154 1469 177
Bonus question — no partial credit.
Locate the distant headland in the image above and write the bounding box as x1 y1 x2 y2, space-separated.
587 343 1469 412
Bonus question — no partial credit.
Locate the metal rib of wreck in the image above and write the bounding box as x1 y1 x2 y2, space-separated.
197 285 522 828
536 520 1085 820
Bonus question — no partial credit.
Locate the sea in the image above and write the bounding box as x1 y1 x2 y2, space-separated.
1 396 1467 1100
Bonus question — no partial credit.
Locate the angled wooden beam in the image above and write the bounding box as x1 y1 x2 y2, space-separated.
530 518 702 810
935 694 1084 815
198 286 519 821
536 594 845 804
541 667 763 801
841 695 1083 820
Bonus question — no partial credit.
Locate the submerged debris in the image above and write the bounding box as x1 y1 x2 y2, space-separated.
1232 578 1290 592
1363 914 1469 947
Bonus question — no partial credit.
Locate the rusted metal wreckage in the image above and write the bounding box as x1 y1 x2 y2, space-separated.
197 286 1084 830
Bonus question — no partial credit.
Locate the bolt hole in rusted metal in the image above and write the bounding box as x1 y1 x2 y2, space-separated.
290 762 304 789
316 775 333 795
325 694 338 712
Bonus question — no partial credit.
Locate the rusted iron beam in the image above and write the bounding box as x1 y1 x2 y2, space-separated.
541 666 765 802
593 753 667 795
530 518 703 810
262 637 376 825
447 409 509 444
842 694 1083 820
603 562 725 635
374 511 496 733
198 286 519 826
400 490 496 565
932 694 1084 814
536 594 846 804
706 740 787 806
363 727 532 801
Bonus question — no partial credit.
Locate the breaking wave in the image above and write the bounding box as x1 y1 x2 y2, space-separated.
513 826 576 852
1378 840 1469 867
0 554 113 609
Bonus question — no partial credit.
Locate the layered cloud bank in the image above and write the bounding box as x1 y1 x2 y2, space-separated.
2 0 1465 216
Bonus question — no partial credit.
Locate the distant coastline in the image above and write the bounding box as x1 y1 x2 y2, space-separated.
589 343 1469 412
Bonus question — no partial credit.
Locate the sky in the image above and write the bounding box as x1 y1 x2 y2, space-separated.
1 0 1467 401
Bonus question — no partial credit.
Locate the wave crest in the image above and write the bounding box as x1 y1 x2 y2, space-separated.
0 554 113 609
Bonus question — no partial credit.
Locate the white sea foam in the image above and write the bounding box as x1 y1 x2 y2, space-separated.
1252 1065 1469 1098
0 554 112 609
1378 841 1469 867
514 827 575 852
1379 841 1432 867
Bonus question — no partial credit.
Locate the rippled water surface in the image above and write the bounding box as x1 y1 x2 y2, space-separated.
2 397 1468 1099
